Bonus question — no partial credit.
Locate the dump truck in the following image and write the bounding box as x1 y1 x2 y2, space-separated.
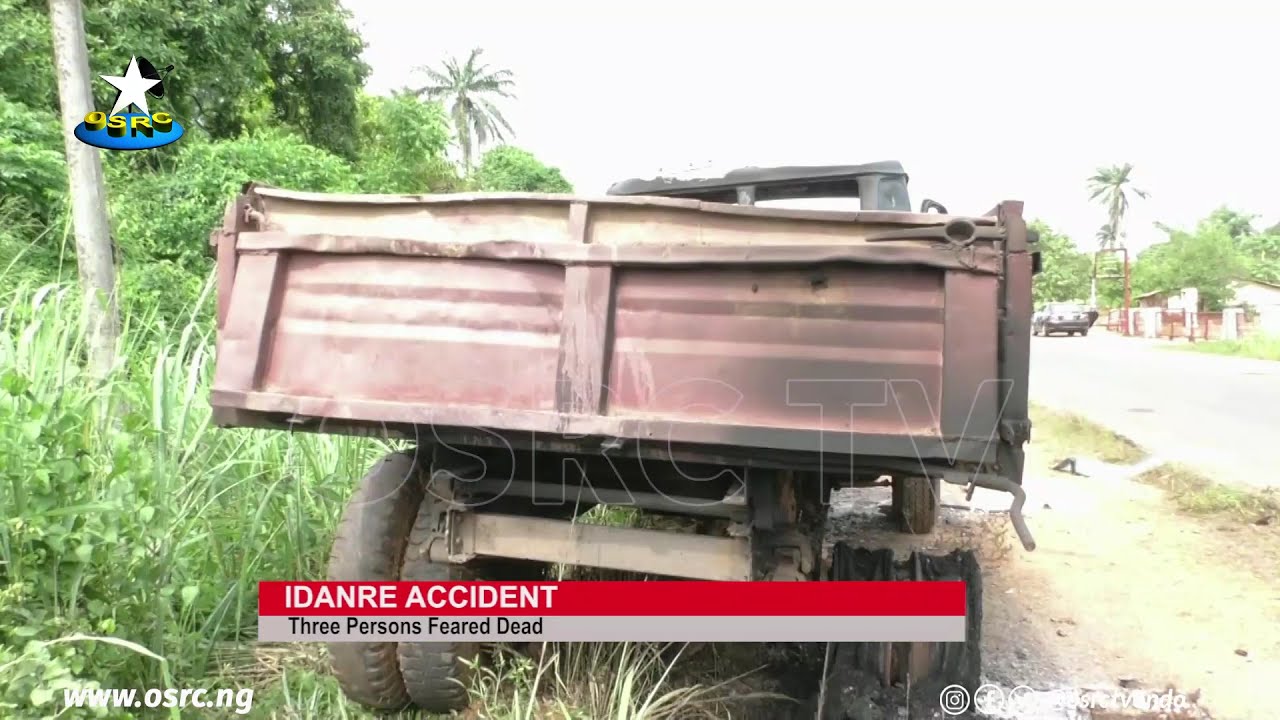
209 161 1040 713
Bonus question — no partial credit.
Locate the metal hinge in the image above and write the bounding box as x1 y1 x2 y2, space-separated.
999 418 1032 445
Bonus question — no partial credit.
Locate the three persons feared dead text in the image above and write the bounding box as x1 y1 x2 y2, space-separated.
287 616 544 636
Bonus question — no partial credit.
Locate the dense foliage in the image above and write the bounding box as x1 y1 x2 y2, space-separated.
472 145 573 193
1033 206 1280 311
1031 220 1091 305
0 3 573 715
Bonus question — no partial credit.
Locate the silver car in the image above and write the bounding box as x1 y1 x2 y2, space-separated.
1033 302 1092 336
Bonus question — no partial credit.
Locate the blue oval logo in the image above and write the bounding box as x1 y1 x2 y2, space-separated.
74 112 184 151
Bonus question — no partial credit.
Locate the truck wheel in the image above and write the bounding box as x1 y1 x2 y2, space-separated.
825 545 982 701
396 495 479 713
395 493 551 712
891 476 939 534
1081 328 1089 336
326 451 424 711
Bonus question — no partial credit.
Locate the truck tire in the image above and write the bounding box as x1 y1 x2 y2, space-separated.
824 546 982 706
396 494 478 713
891 476 939 534
326 451 424 711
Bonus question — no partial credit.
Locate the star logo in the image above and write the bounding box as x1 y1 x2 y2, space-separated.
101 56 161 116
74 55 184 151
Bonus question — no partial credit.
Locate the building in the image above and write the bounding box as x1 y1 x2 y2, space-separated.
1129 279 1280 338
1232 278 1280 333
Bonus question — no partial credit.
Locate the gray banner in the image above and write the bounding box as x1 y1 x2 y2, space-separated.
258 615 966 643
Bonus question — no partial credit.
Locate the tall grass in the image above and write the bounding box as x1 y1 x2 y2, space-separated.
0 280 384 716
0 281 739 719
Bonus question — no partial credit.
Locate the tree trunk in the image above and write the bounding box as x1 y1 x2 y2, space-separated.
48 0 119 378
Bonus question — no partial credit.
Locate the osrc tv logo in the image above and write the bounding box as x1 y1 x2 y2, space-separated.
73 56 184 151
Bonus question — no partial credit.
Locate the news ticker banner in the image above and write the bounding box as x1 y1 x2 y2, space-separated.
258 581 968 643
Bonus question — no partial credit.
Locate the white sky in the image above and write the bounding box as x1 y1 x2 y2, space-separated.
345 0 1279 252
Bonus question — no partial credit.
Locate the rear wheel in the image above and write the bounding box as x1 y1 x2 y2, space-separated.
396 485 554 712
891 476 939 534
1081 327 1089 336
326 451 424 711
396 495 479 713
823 545 982 705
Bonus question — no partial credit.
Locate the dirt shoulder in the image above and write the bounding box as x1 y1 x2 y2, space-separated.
828 404 1280 719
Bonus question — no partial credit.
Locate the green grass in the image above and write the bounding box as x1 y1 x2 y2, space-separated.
1169 333 1280 361
1137 463 1280 521
1029 404 1280 523
1028 403 1146 464
0 282 722 719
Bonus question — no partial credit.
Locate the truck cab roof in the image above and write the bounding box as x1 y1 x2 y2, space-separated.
606 161 913 212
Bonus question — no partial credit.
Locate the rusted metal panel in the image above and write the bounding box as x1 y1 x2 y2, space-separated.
234 230 1002 274
212 196 246 330
253 254 565 412
554 201 613 415
996 202 1033 485
244 184 998 229
941 271 1000 442
605 265 945 437
210 187 1023 471
212 252 286 392
555 265 614 414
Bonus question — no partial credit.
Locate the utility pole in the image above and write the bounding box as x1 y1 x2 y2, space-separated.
48 0 119 378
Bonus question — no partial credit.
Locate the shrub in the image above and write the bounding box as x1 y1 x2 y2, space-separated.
0 284 381 717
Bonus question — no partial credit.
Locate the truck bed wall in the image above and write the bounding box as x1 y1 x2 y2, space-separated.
210 188 1030 471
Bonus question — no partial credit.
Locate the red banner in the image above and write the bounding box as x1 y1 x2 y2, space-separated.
258 581 966 617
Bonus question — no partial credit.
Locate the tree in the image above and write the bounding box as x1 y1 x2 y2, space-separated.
1200 209 1280 284
1087 163 1147 306
1030 220 1091 305
1237 232 1280 284
0 96 65 218
1202 206 1256 240
413 48 515 172
1131 222 1244 311
265 0 370 159
48 0 118 378
1088 163 1149 249
471 146 572 193
354 93 458 194
109 129 356 324
0 0 368 160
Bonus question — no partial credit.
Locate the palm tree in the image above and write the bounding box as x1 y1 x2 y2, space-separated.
1087 163 1147 306
1088 163 1148 249
1095 224 1117 248
414 48 516 172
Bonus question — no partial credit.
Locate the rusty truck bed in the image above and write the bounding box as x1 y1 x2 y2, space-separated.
210 185 1032 476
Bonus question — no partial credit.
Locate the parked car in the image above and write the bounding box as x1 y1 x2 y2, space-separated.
1034 302 1092 336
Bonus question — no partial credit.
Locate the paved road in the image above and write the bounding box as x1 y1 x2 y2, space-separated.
1029 331 1280 489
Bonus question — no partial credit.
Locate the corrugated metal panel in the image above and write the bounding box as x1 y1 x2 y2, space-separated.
210 189 1024 467
606 265 946 436
258 254 564 411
